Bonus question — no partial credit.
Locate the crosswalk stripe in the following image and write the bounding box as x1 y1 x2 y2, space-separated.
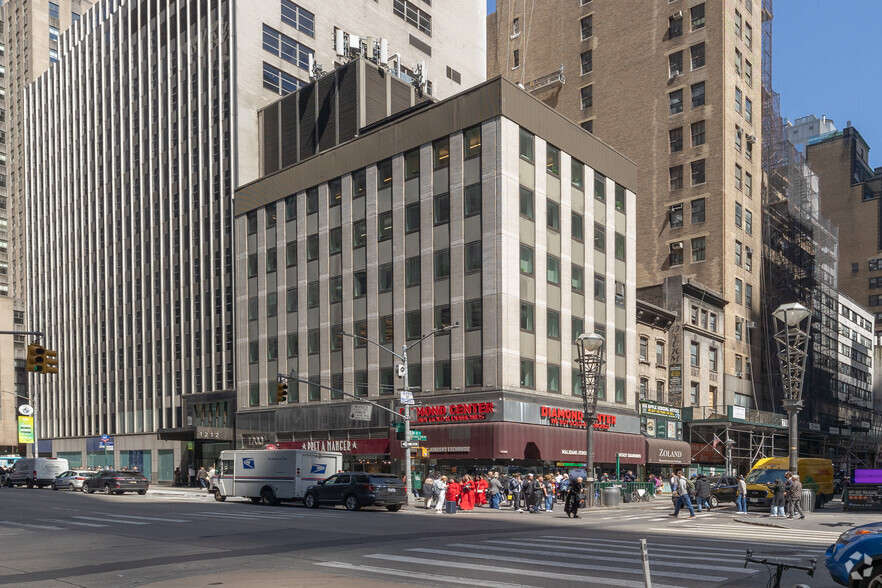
363 554 680 588
537 536 815 557
315 561 533 587
449 543 750 573
100 514 189 523
406 548 731 583
647 527 835 545
493 539 750 562
5 521 65 531
662 523 841 539
72 516 150 525
44 518 107 528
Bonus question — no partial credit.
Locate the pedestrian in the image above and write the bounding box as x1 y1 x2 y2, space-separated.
623 470 636 483
475 474 489 507
601 472 610 482
423 473 436 508
531 473 544 513
447 476 462 508
787 474 806 519
434 476 449 513
487 473 504 509
523 473 535 512
668 470 696 518
197 466 208 488
783 471 794 517
695 473 711 512
559 474 570 502
565 476 584 518
173 467 183 487
769 478 786 517
207 465 217 490
509 473 524 512
669 471 679 506
188 465 196 487
544 474 555 512
735 474 748 513
460 475 475 510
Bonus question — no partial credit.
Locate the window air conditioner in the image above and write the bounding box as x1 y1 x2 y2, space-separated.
671 10 683 19
669 70 680 80
672 241 684 249
735 371 744 378
746 134 756 143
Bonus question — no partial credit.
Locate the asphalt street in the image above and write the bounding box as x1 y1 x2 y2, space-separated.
0 487 868 587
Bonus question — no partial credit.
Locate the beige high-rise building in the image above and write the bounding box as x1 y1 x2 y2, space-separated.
488 1 764 412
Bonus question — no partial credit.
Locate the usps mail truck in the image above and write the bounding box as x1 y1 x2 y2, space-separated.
211 449 342 505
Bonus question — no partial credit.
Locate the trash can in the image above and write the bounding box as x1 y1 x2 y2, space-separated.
602 486 621 507
800 489 816 513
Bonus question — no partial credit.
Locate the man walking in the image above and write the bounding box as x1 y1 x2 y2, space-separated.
565 476 584 518
735 474 748 514
695 473 712 512
787 474 806 519
509 473 524 512
669 470 696 518
488 472 504 509
783 471 794 517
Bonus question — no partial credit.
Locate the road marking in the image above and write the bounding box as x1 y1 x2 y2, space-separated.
100 514 189 523
363 554 680 588
539 535 823 557
72 516 150 525
406 548 731 583
315 561 533 587
44 518 107 528
646 526 837 545
452 543 750 573
5 521 65 531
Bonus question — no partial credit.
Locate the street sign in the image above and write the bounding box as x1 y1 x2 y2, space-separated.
18 404 34 416
410 430 422 437
100 434 110 443
415 434 428 441
400 390 415 405
401 441 419 448
349 403 373 421
17 416 34 444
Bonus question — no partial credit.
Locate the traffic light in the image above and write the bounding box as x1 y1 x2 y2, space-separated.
44 348 59 374
26 344 46 373
276 380 288 403
420 447 429 458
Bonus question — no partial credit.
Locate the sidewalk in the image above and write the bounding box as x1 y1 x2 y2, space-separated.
147 484 215 499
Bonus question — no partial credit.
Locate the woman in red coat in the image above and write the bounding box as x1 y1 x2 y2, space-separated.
475 475 489 506
459 475 475 510
446 477 461 506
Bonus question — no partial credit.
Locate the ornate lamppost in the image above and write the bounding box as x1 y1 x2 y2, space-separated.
772 302 812 472
575 332 605 507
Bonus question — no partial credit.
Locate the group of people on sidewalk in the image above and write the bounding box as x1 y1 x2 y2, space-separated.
763 470 806 518
668 469 807 519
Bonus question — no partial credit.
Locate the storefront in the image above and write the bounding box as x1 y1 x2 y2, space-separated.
644 438 693 480
639 400 683 440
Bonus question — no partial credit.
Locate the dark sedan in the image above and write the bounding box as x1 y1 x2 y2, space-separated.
707 476 740 507
303 472 406 511
84 470 149 495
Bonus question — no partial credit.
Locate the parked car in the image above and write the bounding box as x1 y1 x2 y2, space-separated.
52 470 96 491
303 472 406 511
826 522 882 586
83 470 149 495
706 475 740 508
4 457 70 488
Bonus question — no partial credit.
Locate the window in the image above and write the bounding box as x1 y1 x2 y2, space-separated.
735 164 743 190
305 235 319 261
670 127 684 152
670 165 684 190
572 265 585 293
690 306 699 326
669 51 683 77
745 209 753 235
594 223 606 252
594 172 606 201
735 202 743 227
736 126 743 152
433 137 450 169
691 198 705 223
520 244 534 275
615 378 626 404
581 120 594 134
547 200 560 231
262 25 314 70
691 82 705 108
615 329 626 357
745 248 753 272
616 281 626 308
547 255 561 285
466 358 483 387
434 306 451 330
690 382 699 405
691 120 706 146
615 233 626 261
639 378 648 400
248 297 258 321
404 149 420 180
572 159 584 189
353 169 367 198
691 43 705 70
49 2 60 19
735 48 742 76
735 240 743 266
512 17 520 36
352 220 367 248
435 362 451 389
746 137 754 161
657 381 665 402
745 98 753 124
433 193 450 225
378 264 394 293
573 317 585 340
519 186 534 219
307 282 320 308
287 288 298 312
247 254 258 278
744 60 753 87
572 212 584 241
465 300 483 330
405 311 421 341
669 203 684 228
328 276 343 303
352 271 368 298
354 371 368 397
464 126 482 159
520 302 534 332
735 10 742 37
581 15 593 39
380 316 394 343
465 241 482 273
393 0 432 35
377 159 393 189
247 212 258 235
519 128 534 162
547 365 561 393
735 278 743 304
464 183 482 216
669 13 683 38
580 85 593 110
266 247 278 273
594 273 606 302
520 359 535 388
308 329 321 354
329 178 343 207
691 237 706 262
329 228 342 255
405 203 420 233
434 249 450 279
691 159 706 185
287 333 299 358
745 284 753 309
709 313 717 332
281 0 315 36
249 341 259 364
405 257 421 286
639 338 648 362
669 242 684 266
547 310 560 340
690 341 700 367
656 341 666 366
669 89 683 115
512 49 520 68
615 184 626 212
745 23 753 49
735 87 743 113
581 50 593 74
691 3 705 29
871 276 882 288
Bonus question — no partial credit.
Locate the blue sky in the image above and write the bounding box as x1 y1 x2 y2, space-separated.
486 1 882 164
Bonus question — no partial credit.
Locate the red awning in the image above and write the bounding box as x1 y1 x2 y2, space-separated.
390 422 645 463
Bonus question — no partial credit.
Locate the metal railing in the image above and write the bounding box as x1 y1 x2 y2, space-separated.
595 481 658 502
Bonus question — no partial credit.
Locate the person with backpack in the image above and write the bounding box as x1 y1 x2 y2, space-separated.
668 470 696 518
509 473 524 512
694 473 712 512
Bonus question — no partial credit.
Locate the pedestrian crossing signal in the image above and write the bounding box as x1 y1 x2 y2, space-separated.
420 447 429 458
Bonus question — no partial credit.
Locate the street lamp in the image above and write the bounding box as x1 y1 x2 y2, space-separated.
575 332 605 507
342 322 459 505
772 302 812 473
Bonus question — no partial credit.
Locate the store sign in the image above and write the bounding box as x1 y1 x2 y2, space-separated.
640 401 681 420
669 364 682 396
539 406 617 430
411 402 495 423
17 416 34 444
280 438 391 455
427 446 470 454
732 406 747 420
196 427 233 441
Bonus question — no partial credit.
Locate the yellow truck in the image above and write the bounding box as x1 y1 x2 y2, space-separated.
744 457 834 510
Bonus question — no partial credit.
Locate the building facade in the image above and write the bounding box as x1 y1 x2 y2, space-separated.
487 1 766 417
234 75 687 477
786 114 836 153
23 0 486 478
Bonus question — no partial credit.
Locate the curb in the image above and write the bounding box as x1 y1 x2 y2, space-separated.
733 517 788 529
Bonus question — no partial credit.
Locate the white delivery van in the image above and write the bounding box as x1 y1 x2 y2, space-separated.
211 449 342 505
5 457 70 488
